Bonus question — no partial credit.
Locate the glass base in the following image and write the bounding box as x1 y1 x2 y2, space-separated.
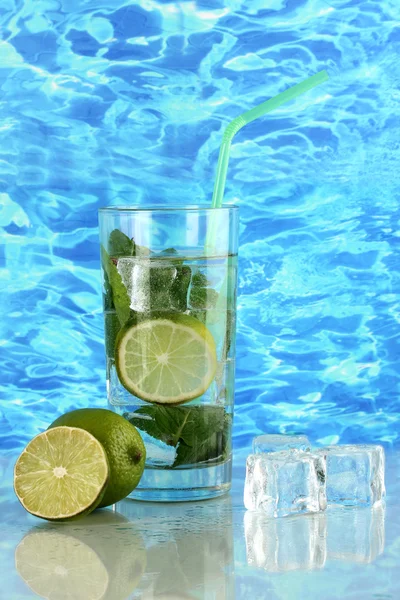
129 460 232 502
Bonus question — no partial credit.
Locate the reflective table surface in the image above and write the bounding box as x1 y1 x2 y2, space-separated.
1 449 399 599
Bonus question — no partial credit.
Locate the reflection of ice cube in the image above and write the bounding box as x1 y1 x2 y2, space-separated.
244 451 327 518
315 445 385 507
327 504 385 564
245 511 327 572
253 434 311 454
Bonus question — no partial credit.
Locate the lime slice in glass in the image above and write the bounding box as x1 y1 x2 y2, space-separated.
15 530 109 600
116 314 217 404
14 426 109 521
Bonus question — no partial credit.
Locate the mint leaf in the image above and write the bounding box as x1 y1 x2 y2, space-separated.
134 243 153 257
188 270 221 334
102 269 114 311
104 311 121 359
170 266 191 311
101 246 131 326
191 272 208 288
109 229 153 258
177 405 225 445
148 264 177 310
189 271 219 310
159 248 179 257
109 229 135 257
173 438 222 466
126 405 231 467
174 411 231 467
129 405 190 447
190 286 219 309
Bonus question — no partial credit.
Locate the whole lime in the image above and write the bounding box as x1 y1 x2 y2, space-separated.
49 409 146 507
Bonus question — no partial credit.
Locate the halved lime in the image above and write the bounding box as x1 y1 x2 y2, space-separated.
115 314 217 404
14 426 109 521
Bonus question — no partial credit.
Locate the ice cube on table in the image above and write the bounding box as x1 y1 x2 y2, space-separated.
315 445 385 507
245 511 326 572
327 504 385 564
253 434 310 454
244 450 327 518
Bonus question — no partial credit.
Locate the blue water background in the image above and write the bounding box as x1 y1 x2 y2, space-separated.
1 0 400 452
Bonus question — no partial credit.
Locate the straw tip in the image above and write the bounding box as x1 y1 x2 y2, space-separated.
317 69 330 82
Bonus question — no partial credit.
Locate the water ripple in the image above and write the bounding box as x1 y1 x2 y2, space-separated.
1 0 400 451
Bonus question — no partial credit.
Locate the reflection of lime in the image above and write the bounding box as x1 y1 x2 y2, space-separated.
49 409 145 507
16 531 109 600
15 511 147 600
115 314 217 404
14 427 108 521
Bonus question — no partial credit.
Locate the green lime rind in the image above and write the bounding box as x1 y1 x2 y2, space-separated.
49 409 146 508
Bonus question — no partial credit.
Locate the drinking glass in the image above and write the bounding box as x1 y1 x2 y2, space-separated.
99 206 239 501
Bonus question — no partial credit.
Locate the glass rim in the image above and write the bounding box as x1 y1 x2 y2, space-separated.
98 204 239 214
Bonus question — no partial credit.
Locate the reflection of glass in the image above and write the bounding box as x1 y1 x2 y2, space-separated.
99 207 239 502
327 504 385 564
15 511 146 600
118 495 234 599
244 511 326 572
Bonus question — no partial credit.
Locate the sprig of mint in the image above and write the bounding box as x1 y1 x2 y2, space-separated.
126 405 231 468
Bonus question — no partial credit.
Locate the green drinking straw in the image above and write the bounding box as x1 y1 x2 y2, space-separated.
211 70 329 209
